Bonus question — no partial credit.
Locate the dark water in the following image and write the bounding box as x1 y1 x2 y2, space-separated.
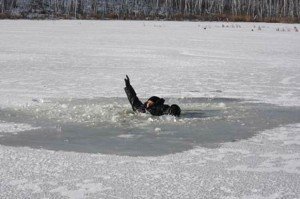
0 97 299 156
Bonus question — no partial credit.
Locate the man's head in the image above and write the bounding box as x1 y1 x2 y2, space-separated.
168 104 181 117
146 96 161 109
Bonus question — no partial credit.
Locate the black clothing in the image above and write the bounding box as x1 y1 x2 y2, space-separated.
147 96 160 103
124 84 145 113
124 84 170 116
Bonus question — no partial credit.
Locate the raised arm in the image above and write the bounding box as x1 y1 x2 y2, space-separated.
124 75 145 112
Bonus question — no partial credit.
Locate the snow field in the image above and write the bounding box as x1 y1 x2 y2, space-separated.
0 20 299 198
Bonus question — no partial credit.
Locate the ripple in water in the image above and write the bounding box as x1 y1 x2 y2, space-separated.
0 97 299 156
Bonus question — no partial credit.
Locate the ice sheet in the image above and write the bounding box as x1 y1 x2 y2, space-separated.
0 20 299 107
0 20 299 198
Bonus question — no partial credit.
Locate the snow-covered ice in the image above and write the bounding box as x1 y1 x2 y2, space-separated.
0 20 299 198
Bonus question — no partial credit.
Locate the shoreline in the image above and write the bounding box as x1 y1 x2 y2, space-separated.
1 14 299 24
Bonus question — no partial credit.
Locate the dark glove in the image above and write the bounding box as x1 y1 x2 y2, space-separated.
124 75 130 87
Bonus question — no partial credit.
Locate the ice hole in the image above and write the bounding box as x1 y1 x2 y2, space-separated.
0 97 299 156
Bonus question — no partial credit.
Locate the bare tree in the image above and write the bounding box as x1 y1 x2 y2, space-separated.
0 0 299 22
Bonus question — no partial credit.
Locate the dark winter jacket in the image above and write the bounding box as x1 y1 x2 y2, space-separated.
124 85 170 116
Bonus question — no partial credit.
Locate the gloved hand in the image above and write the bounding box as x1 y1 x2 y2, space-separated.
124 75 130 87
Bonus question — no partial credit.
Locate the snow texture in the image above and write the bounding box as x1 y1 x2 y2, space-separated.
0 20 299 198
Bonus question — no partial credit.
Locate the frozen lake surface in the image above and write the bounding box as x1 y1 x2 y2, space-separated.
0 20 299 198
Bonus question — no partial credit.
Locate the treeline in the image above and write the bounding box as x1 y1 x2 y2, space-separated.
1 0 299 22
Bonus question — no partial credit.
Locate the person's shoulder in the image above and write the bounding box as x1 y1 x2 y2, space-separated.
162 104 170 112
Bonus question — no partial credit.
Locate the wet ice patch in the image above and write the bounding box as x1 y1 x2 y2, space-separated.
0 121 40 136
50 183 111 198
0 97 299 156
117 134 140 139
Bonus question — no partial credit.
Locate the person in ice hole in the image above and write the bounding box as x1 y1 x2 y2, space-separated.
124 75 181 117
